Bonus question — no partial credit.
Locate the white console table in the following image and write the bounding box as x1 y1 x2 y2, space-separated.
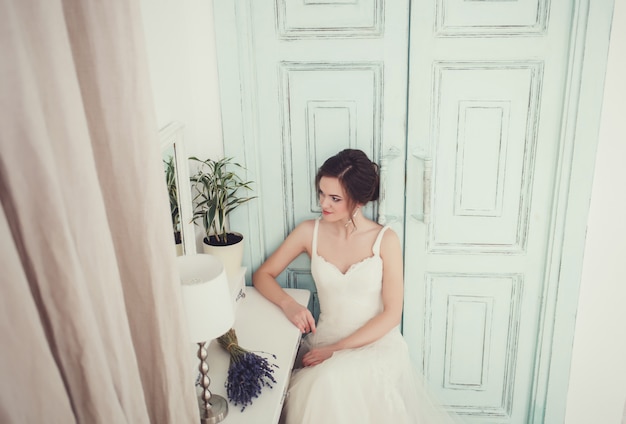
203 287 310 424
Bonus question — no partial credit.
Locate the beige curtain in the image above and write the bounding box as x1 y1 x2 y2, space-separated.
0 0 197 422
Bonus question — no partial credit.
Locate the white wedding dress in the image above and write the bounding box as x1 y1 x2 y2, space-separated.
280 218 462 424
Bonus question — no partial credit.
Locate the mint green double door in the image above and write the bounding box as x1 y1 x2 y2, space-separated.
214 0 613 422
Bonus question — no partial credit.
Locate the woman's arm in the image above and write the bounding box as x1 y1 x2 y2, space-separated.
302 228 404 366
252 220 317 334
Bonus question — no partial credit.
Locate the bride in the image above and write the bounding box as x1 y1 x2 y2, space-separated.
253 149 462 424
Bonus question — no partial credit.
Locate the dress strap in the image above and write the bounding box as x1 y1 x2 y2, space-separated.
312 217 321 255
372 226 390 256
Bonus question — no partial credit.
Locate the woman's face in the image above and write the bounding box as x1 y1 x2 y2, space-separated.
318 176 351 222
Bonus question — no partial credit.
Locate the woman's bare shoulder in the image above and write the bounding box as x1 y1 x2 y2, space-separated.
287 219 317 242
293 218 317 233
380 226 401 251
287 219 316 254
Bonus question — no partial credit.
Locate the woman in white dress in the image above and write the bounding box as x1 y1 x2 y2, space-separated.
253 149 461 424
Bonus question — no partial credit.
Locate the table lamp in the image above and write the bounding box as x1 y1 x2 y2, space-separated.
178 254 235 424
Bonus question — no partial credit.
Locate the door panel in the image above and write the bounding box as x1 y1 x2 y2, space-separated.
277 0 384 37
430 63 541 252
436 0 548 35
404 0 575 422
279 62 381 231
426 273 523 414
219 0 410 319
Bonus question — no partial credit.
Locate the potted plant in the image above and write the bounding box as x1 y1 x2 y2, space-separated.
190 156 256 280
164 155 183 256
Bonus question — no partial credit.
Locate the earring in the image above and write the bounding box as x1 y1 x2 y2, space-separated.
344 209 359 228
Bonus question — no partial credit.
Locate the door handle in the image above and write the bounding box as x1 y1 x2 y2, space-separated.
410 149 432 224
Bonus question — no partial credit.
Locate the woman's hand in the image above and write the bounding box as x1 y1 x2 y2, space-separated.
282 299 316 334
302 346 335 367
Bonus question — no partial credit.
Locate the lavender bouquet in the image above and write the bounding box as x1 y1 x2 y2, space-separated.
217 328 278 411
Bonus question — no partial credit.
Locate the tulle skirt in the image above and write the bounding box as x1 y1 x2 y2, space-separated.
280 327 463 424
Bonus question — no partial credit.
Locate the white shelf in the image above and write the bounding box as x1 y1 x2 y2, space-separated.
201 287 311 424
228 267 247 310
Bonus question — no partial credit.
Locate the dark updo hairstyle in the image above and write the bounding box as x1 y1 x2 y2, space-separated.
315 149 380 214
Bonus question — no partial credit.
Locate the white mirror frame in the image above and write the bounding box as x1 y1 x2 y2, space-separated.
159 121 196 255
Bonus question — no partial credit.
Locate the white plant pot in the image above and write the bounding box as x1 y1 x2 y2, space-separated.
202 233 244 282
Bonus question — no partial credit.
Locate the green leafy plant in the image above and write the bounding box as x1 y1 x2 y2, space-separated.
190 156 256 245
164 155 181 243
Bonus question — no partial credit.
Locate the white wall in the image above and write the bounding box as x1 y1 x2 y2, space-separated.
140 1 626 422
564 1 626 423
139 0 223 161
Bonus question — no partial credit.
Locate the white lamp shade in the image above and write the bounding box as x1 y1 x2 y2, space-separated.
177 254 235 342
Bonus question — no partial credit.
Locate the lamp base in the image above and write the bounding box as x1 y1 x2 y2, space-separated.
199 394 229 424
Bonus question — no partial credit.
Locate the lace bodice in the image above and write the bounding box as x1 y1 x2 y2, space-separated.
310 218 390 340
